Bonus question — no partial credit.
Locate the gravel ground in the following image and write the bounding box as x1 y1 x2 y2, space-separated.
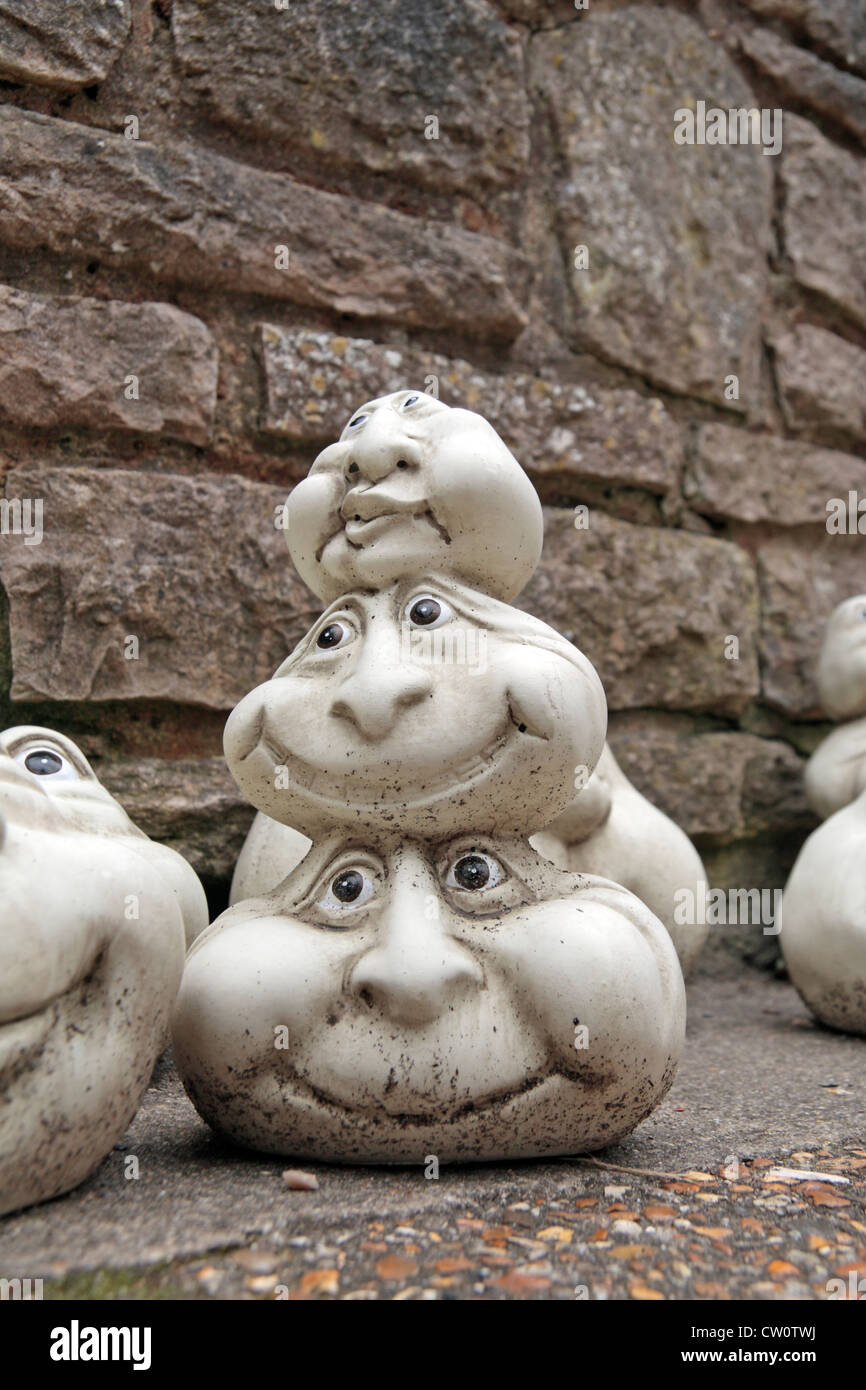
1 968 864 1301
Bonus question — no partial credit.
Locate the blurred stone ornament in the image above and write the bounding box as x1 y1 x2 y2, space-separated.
0 726 205 1215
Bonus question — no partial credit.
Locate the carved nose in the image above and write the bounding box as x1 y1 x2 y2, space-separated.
329 645 432 740
349 872 482 1026
348 417 422 483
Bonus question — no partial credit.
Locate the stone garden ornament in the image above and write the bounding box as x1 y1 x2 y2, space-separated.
0 726 207 1215
174 392 687 1162
782 596 866 1034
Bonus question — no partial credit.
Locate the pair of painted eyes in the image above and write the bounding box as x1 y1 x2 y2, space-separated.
346 393 421 432
11 747 78 782
316 595 450 650
319 852 503 912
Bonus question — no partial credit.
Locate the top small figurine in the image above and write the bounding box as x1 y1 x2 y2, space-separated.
173 391 690 1163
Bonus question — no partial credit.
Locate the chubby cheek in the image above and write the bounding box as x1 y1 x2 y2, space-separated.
172 918 352 1072
0 831 124 1021
488 901 680 1071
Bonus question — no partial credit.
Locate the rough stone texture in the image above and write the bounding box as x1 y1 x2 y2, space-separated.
740 0 866 75
0 285 217 445
608 711 811 843
739 26 866 146
0 108 527 341
98 757 253 884
261 327 682 494
531 9 771 403
772 325 866 449
172 0 528 195
0 0 130 90
0 467 322 709
685 423 866 524
758 534 866 718
519 509 760 715
782 116 866 330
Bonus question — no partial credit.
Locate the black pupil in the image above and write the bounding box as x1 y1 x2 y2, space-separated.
410 598 441 626
317 623 344 649
25 750 63 776
454 856 490 891
333 870 364 903
349 417 363 429
404 396 418 407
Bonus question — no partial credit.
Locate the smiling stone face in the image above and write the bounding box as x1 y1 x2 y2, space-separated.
284 391 544 604
173 833 685 1162
223 577 607 839
817 594 866 721
0 727 203 1215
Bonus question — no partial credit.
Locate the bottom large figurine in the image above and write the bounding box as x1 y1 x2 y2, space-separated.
0 726 206 1215
173 834 685 1163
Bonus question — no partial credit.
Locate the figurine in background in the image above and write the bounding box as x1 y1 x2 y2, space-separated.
0 726 205 1215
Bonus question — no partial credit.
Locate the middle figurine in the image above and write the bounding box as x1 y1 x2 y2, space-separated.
172 390 687 1163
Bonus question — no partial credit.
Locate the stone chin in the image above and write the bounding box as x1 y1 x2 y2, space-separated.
223 579 607 839
0 733 195 1216
172 838 685 1163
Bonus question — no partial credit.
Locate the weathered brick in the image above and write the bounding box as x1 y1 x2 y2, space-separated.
0 0 130 90
781 116 866 330
261 326 682 494
685 423 866 525
772 325 866 450
758 533 866 717
0 107 527 341
519 509 760 715
531 10 770 403
0 467 321 709
608 711 810 843
172 0 528 194
0 285 217 445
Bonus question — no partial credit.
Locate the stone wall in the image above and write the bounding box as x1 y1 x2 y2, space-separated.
0 1 863 951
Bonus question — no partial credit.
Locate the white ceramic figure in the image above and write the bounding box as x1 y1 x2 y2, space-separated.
0 727 202 1215
224 575 608 841
174 833 685 1162
230 748 709 978
780 786 866 1035
530 746 709 977
179 392 689 1162
805 595 866 820
284 390 544 604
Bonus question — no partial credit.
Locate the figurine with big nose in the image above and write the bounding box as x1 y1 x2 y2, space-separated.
174 390 687 1161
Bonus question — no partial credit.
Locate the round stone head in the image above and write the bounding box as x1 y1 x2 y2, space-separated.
817 595 866 720
172 832 685 1162
284 390 544 603
223 576 607 839
0 726 196 1214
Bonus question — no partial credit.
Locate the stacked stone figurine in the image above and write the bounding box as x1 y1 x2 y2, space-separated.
781 596 866 1035
172 391 687 1161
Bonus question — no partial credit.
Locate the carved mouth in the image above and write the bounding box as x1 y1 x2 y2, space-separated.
0 950 105 1076
244 700 543 811
317 508 451 560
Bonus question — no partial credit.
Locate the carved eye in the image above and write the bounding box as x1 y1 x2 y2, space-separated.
13 747 80 783
318 867 375 912
401 393 421 411
346 413 367 431
405 595 452 629
445 852 503 893
316 620 353 650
